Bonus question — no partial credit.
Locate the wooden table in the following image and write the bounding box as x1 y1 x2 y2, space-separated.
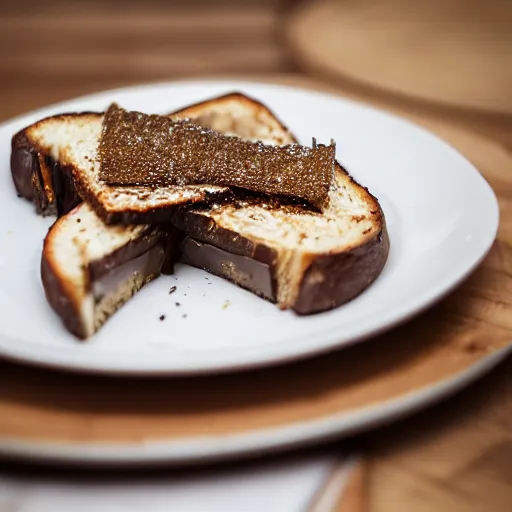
1 1 511 510
274 76 512 512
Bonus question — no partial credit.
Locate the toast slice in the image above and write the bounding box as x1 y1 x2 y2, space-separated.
170 95 388 313
11 93 296 223
173 164 388 314
41 202 175 339
98 103 334 209
11 112 91 216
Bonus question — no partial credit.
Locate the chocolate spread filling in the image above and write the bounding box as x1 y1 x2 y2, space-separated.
98 104 335 210
179 236 276 301
87 226 179 301
91 245 165 303
88 229 164 281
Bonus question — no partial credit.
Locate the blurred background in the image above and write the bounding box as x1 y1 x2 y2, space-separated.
1 0 511 120
0 0 295 119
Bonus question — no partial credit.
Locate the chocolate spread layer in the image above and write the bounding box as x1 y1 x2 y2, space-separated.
88 225 180 283
180 237 276 301
91 245 165 303
98 104 335 210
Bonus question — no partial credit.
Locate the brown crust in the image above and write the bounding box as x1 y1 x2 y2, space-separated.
41 257 87 339
72 175 233 225
40 216 88 339
11 131 37 200
293 212 389 314
11 112 99 216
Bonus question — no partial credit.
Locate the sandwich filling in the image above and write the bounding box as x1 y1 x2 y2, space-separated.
180 237 275 301
90 244 166 332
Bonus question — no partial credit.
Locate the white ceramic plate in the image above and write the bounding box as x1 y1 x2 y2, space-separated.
0 80 499 375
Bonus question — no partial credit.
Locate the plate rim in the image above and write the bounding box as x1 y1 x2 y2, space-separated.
0 78 500 375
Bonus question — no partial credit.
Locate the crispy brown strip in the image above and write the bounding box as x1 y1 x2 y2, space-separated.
98 103 335 209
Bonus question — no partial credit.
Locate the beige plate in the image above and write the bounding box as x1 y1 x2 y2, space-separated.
0 293 510 465
286 0 512 114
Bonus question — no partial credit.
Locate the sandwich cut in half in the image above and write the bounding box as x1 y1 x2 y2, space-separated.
11 93 295 223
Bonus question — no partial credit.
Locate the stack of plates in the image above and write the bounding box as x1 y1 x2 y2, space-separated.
0 80 506 467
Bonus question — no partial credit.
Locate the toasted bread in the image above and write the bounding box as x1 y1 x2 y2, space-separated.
38 93 298 338
98 103 334 209
38 92 388 339
11 93 296 223
173 164 388 313
172 95 388 312
11 112 94 216
41 202 175 339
